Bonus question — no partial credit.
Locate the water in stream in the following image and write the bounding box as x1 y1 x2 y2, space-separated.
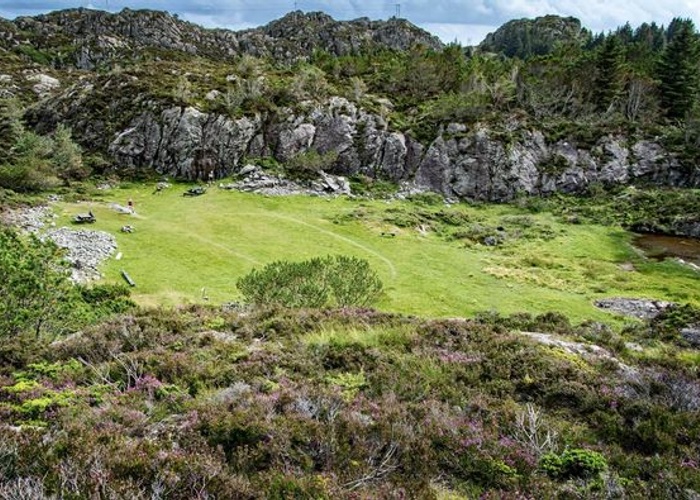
633 234 700 268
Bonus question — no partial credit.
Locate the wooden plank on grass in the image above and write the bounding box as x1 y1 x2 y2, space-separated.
121 270 136 287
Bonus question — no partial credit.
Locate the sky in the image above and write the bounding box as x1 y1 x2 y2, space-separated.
0 0 699 46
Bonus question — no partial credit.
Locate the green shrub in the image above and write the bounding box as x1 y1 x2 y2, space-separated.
0 228 78 338
284 150 339 180
540 448 608 479
79 283 136 316
237 255 383 309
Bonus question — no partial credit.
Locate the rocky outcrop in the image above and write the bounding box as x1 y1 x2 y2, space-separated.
480 15 590 59
108 97 422 182
110 107 260 179
220 165 350 196
594 298 675 319
1 8 442 69
106 98 700 195
413 126 699 201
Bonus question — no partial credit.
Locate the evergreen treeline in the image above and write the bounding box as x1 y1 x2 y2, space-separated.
311 17 700 145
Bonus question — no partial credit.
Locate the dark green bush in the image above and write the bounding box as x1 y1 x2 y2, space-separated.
79 283 136 315
237 255 383 309
540 448 608 479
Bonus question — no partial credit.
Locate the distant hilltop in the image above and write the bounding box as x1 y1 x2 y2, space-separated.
0 8 444 68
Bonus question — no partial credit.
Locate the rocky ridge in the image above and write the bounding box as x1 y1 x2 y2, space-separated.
0 9 443 69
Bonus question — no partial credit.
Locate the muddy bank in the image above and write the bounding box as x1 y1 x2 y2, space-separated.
633 233 700 268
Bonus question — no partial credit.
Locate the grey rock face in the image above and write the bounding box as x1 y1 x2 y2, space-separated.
276 123 317 162
4 8 442 68
108 106 700 198
110 107 260 179
413 126 699 201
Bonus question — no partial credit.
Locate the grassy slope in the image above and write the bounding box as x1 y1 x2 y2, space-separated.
55 184 699 321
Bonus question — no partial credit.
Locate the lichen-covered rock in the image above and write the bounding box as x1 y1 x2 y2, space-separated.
594 298 675 319
110 107 260 179
27 73 60 95
413 126 699 201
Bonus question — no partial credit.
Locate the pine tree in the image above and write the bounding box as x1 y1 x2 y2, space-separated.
594 35 624 112
0 99 23 165
657 18 700 120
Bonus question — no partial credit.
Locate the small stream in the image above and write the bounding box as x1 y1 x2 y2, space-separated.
633 234 700 268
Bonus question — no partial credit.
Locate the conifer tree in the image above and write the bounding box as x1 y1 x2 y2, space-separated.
657 18 700 120
0 99 23 165
594 35 624 112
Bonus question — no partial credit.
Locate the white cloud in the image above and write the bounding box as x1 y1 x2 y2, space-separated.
421 22 496 45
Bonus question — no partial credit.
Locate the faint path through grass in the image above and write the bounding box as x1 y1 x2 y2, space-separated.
159 223 261 266
239 211 398 279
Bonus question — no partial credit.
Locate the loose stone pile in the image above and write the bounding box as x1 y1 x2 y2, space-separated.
220 165 351 197
0 205 55 233
1 204 117 283
45 227 117 283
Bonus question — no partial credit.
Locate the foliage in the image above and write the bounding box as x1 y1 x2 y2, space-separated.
648 303 700 343
51 124 90 182
523 187 700 233
0 101 87 192
284 149 339 180
0 306 697 497
0 227 78 338
237 255 383 308
480 15 591 59
657 19 700 120
593 35 624 113
0 226 134 344
540 448 608 479
79 283 137 316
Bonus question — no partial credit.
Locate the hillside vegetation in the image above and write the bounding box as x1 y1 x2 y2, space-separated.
0 7 699 499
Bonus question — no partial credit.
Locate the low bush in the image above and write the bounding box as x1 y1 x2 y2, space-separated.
540 448 608 479
237 255 383 309
284 150 339 180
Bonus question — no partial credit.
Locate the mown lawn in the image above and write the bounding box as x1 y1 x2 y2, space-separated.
54 183 699 321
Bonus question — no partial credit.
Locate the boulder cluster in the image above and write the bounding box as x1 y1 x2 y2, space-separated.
1 204 116 283
220 165 350 196
45 227 117 283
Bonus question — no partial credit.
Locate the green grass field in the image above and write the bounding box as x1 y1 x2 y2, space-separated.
54 184 699 321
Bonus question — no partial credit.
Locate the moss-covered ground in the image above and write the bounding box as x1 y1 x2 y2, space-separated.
54 184 699 321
